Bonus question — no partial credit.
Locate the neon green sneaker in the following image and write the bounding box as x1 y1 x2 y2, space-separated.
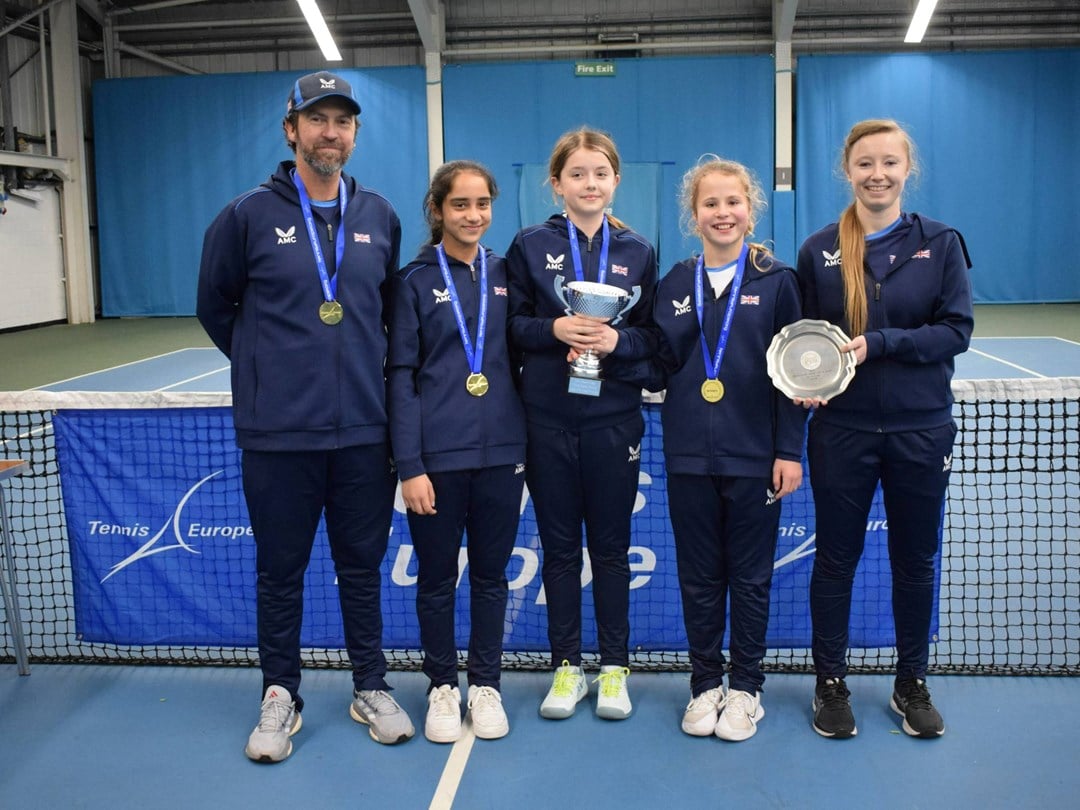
594 666 632 720
539 660 587 719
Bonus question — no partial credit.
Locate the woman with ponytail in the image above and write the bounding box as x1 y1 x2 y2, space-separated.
795 119 973 741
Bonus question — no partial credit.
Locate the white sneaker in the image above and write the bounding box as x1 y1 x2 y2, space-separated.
245 685 302 763
594 666 632 720
715 689 764 741
467 685 509 740
539 660 588 719
425 685 462 743
681 686 724 736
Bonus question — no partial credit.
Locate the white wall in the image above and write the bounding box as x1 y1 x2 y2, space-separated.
0 187 66 328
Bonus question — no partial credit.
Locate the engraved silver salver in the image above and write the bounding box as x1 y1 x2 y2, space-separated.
766 318 857 400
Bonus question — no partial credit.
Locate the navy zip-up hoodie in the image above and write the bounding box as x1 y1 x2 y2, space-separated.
653 254 806 478
197 160 400 451
386 245 526 480
796 213 974 433
506 214 659 429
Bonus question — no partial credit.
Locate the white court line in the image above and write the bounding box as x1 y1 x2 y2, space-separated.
428 723 477 810
158 366 231 391
974 335 1079 344
1 424 48 448
965 347 1046 378
31 348 218 390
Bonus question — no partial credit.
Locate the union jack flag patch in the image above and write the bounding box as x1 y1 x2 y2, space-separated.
493 286 508 296
611 264 629 276
740 294 760 305
913 249 931 259
354 233 371 243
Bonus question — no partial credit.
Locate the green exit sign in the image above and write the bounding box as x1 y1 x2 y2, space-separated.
575 61 616 77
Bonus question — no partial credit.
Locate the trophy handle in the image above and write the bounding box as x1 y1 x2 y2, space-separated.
610 284 642 326
553 274 573 316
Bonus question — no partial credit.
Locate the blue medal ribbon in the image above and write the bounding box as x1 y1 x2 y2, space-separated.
696 243 749 382
435 244 488 376
565 216 610 285
292 169 347 303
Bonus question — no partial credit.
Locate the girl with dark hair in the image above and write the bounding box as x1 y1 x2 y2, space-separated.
387 160 527 743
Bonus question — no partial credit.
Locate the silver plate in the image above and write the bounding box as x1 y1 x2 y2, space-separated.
766 319 857 400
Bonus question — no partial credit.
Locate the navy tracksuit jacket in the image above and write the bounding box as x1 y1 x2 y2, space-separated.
387 244 526 689
197 160 401 706
796 212 974 680
506 214 659 666
651 251 805 695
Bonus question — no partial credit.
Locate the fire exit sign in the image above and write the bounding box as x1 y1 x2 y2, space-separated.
575 61 616 77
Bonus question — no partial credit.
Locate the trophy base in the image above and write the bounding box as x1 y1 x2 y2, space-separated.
568 375 603 397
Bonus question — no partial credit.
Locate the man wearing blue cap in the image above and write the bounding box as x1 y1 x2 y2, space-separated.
198 70 414 762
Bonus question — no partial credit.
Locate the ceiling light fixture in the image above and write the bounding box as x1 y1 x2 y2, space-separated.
904 0 939 44
296 0 343 61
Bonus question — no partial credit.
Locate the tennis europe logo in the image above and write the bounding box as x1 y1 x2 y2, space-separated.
94 470 251 583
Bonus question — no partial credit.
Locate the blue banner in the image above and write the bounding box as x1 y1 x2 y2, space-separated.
53 407 939 650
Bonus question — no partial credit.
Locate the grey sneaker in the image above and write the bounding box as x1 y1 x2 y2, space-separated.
245 685 302 763
350 689 415 744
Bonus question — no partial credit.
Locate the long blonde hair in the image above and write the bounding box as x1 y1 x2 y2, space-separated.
680 154 772 271
837 119 918 336
548 127 628 230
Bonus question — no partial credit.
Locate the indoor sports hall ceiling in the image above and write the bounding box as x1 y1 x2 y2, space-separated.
14 0 1080 77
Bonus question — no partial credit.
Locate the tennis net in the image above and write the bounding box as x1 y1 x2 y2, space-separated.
0 377 1076 675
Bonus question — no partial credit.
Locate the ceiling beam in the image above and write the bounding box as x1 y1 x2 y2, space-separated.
407 0 443 52
774 0 798 43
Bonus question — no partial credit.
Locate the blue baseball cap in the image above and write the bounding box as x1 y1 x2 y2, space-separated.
287 71 361 115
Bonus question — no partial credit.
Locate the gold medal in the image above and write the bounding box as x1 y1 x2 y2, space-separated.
319 300 343 325
466 372 489 397
701 379 724 403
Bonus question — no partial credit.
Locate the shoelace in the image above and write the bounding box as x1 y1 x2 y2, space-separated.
468 686 500 712
686 687 722 714
361 689 398 716
550 661 582 697
820 678 851 708
724 690 754 724
593 667 630 697
431 687 459 716
258 697 293 731
899 679 934 710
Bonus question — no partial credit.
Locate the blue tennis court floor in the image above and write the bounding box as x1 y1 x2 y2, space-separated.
1 664 1078 809
2 335 1078 808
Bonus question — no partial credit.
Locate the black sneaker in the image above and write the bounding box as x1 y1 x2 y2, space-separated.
891 677 945 738
812 677 857 738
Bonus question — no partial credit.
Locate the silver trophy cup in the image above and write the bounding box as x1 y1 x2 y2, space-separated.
554 276 641 397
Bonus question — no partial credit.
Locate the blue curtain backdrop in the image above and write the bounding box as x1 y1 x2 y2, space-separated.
442 56 777 277
796 49 1080 303
92 50 1079 314
517 162 661 253
93 67 429 316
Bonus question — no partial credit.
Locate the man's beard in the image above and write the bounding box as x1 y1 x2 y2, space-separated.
299 143 353 177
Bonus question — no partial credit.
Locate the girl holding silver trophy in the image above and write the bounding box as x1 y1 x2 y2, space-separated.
795 119 973 741
387 161 527 743
506 128 659 721
648 157 805 741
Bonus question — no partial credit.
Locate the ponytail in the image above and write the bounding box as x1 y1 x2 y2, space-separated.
838 203 868 337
